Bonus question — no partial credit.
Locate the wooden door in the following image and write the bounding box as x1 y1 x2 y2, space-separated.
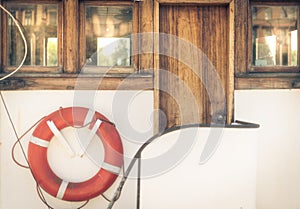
156 4 234 131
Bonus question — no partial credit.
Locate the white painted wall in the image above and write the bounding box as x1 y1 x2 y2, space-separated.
1 89 299 209
140 127 257 209
235 89 300 209
0 90 154 209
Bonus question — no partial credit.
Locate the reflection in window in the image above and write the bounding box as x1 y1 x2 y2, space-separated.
252 5 298 66
6 4 58 67
85 6 132 67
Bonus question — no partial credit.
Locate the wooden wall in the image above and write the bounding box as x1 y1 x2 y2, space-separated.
154 1 234 131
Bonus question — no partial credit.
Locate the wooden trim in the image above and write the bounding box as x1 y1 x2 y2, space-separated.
247 1 253 70
132 1 140 71
235 76 300 89
79 2 86 70
0 73 153 90
0 0 7 73
234 0 249 74
63 0 79 73
0 1 2 73
80 66 135 74
2 0 61 3
157 0 232 4
227 0 235 124
1 2 7 73
139 0 154 73
251 1 300 6
57 2 63 69
153 0 159 134
249 66 300 73
82 1 134 6
298 5 300 67
5 66 63 73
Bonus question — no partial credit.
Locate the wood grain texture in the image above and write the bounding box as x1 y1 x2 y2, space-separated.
139 0 154 73
158 4 231 130
63 0 79 73
227 1 235 123
0 74 152 90
234 0 248 74
158 0 232 4
235 76 300 89
153 0 160 133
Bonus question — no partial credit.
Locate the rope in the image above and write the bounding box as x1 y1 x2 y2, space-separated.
0 93 89 209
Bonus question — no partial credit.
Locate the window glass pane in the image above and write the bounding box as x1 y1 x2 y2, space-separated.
252 5 298 66
6 4 58 67
85 6 132 67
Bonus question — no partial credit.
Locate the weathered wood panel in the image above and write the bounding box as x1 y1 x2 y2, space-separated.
139 0 154 73
158 4 230 130
234 0 249 74
158 0 232 4
235 73 300 89
63 0 79 73
228 1 235 123
0 74 152 90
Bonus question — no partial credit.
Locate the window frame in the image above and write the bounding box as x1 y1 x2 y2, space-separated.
0 0 152 90
79 1 140 74
235 0 300 89
249 1 300 73
1 0 63 73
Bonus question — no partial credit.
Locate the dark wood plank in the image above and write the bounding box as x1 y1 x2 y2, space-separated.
234 0 249 74
63 0 79 73
158 4 230 130
139 0 154 73
0 74 153 90
158 0 232 4
235 76 300 89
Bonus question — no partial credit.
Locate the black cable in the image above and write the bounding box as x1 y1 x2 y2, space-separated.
106 120 259 209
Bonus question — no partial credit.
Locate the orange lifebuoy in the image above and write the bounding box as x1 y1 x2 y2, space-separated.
28 107 123 202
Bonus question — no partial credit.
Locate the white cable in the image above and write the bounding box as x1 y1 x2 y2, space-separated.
0 4 27 81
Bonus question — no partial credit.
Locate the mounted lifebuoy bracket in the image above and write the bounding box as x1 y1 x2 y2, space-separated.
28 107 123 202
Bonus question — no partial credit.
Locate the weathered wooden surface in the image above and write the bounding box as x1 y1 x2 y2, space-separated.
0 73 152 90
63 0 79 73
157 4 232 130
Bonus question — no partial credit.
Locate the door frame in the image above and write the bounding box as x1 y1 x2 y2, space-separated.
153 0 235 133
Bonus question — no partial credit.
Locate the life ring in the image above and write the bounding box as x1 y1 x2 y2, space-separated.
28 107 123 202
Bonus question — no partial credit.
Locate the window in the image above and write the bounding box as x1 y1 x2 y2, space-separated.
234 0 300 89
0 0 151 90
252 5 299 70
251 4 299 71
2 1 62 73
81 3 136 73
